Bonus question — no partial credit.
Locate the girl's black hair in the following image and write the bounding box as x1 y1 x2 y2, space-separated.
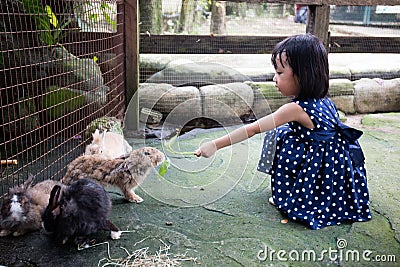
271 34 329 100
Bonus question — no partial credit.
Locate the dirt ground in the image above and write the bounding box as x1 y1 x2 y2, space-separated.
0 112 399 267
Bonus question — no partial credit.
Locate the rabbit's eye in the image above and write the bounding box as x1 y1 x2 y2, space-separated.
144 152 151 156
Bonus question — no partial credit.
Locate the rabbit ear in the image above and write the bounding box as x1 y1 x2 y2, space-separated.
92 129 104 144
49 185 63 218
49 185 62 209
101 130 107 146
92 129 98 138
92 129 100 142
27 173 35 181
23 174 35 190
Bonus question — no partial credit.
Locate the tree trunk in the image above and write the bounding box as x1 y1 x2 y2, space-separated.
139 0 162 34
178 0 196 33
210 1 226 35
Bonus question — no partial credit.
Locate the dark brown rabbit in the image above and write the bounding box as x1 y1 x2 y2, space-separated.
0 174 63 237
41 178 121 247
61 147 165 203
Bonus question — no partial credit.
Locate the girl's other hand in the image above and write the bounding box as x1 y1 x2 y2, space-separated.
194 141 217 158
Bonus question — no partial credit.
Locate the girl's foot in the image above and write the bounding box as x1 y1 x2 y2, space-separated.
269 197 275 206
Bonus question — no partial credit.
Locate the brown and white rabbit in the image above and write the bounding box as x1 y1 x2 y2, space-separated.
41 178 121 247
0 174 63 237
85 129 132 159
61 147 165 203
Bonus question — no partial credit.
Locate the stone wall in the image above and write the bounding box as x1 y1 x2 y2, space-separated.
139 78 400 125
252 78 400 114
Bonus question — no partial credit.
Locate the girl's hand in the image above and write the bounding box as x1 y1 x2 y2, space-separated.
194 141 217 158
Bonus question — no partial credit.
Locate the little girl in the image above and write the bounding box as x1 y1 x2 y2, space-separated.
195 34 372 229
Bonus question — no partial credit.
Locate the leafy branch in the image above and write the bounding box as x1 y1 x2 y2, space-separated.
74 2 117 31
21 0 74 46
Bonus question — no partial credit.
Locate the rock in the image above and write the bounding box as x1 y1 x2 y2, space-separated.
329 66 352 80
52 46 106 92
247 81 290 113
41 86 85 119
2 97 39 137
329 79 355 114
138 83 202 125
139 108 163 124
69 86 108 107
349 61 400 80
200 82 254 123
267 98 292 112
139 83 174 111
331 95 355 114
354 78 400 113
329 79 354 96
250 82 282 99
146 62 250 86
252 89 273 118
96 53 120 85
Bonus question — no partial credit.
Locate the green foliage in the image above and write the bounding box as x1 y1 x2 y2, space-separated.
201 0 212 11
21 0 117 45
85 116 123 138
75 2 117 31
44 5 58 27
21 0 74 45
100 3 117 30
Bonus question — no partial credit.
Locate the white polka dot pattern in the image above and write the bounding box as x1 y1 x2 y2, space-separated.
257 98 372 229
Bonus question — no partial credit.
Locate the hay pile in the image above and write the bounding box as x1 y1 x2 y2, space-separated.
80 238 199 267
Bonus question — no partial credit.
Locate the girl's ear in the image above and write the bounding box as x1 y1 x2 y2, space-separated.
294 74 300 85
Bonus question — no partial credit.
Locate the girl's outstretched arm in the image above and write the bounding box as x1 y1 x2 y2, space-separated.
194 102 311 158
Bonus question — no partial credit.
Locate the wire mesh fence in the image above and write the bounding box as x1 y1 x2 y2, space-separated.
143 2 400 36
0 0 125 194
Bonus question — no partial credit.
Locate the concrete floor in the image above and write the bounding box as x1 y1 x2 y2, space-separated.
0 113 399 267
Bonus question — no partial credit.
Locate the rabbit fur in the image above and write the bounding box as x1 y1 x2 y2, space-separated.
0 174 63 237
85 129 132 159
41 178 121 247
61 147 165 203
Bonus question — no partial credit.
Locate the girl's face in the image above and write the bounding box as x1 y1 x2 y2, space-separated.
272 54 300 98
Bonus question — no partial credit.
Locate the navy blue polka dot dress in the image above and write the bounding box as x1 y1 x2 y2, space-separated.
257 98 372 229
